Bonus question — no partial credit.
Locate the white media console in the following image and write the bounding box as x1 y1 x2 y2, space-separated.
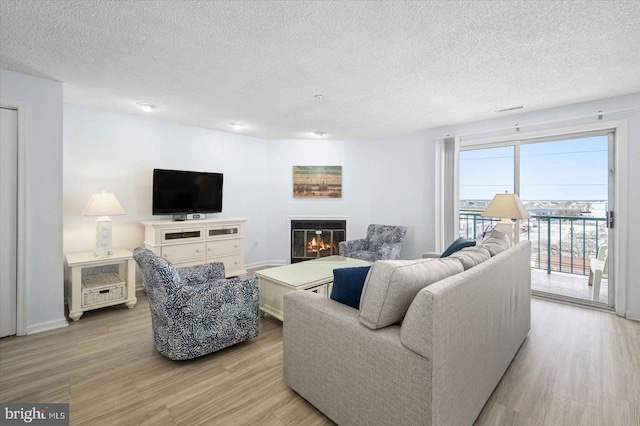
141 217 247 277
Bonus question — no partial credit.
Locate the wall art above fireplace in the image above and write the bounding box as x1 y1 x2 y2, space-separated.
293 166 342 198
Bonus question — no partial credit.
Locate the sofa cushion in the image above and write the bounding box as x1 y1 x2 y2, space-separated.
358 258 464 330
441 237 476 257
479 228 511 256
330 266 371 309
448 245 491 270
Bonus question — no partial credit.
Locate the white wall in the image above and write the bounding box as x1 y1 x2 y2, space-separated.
265 131 435 263
428 93 640 320
63 104 270 268
0 69 66 333
64 105 436 267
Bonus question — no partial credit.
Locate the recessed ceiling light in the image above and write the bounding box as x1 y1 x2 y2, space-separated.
313 131 325 137
315 94 324 101
230 122 245 130
493 105 524 113
137 102 156 112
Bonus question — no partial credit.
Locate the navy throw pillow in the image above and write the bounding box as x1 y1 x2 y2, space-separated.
441 237 476 258
330 266 371 309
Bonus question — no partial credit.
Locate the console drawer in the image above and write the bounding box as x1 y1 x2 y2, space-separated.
161 227 204 244
207 226 240 238
162 242 205 262
208 254 243 276
206 239 241 256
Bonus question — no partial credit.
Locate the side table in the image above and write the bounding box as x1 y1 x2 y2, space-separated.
66 248 137 321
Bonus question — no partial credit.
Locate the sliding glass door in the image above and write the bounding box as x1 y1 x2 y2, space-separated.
459 131 614 308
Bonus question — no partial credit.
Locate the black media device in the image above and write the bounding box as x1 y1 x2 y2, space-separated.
152 168 223 220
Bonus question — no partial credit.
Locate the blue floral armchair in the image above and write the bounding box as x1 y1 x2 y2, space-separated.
133 247 259 361
338 224 408 262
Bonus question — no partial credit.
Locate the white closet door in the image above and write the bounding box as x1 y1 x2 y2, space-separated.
0 107 18 338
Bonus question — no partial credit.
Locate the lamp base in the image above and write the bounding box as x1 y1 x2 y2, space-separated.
494 218 516 246
95 216 113 257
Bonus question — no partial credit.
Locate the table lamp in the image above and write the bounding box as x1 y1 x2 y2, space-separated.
84 191 126 257
481 192 531 245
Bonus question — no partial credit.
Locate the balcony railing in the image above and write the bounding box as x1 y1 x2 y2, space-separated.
459 212 607 276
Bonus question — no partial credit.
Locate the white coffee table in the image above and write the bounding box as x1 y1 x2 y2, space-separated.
256 255 371 321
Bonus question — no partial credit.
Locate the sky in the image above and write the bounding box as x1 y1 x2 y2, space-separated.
459 135 609 201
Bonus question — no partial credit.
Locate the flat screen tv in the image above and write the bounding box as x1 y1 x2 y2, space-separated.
153 168 223 216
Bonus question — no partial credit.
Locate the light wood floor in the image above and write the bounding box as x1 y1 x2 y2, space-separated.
1 294 638 426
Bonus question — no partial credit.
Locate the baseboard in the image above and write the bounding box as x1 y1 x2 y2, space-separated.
26 317 69 335
245 260 286 271
625 310 640 322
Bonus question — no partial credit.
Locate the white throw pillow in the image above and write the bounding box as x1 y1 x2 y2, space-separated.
449 245 491 270
479 228 510 256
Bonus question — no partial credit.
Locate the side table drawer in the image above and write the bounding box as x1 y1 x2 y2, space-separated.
162 242 205 262
81 272 126 308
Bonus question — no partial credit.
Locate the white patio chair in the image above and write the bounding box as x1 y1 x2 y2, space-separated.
588 244 608 302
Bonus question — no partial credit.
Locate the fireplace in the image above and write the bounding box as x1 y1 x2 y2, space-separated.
291 219 347 263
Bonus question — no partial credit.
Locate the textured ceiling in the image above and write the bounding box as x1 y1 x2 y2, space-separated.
1 0 639 140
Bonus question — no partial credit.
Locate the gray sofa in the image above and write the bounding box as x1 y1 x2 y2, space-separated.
283 240 531 426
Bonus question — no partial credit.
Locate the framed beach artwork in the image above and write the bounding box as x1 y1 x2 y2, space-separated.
293 166 342 198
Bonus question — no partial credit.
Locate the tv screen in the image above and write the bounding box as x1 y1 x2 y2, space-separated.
153 169 223 215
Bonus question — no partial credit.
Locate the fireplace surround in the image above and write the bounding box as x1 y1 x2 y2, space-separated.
290 218 348 263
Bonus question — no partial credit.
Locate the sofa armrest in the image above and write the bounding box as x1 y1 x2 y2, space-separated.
422 251 442 258
176 262 226 284
338 238 368 256
283 291 431 426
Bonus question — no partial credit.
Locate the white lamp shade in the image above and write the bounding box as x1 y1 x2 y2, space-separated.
83 192 126 217
482 193 531 220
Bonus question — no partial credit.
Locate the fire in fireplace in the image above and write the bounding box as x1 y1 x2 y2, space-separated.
291 219 347 263
307 234 334 254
